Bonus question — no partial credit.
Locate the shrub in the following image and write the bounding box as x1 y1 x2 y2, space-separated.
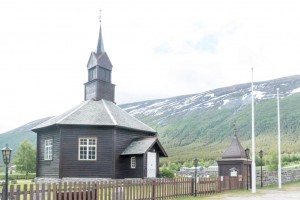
160 168 175 178
0 173 36 180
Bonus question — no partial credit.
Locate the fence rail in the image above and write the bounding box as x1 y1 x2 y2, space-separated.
0 176 242 200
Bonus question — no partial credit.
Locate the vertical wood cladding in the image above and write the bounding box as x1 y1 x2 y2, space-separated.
217 160 245 176
36 125 157 179
60 126 114 178
117 155 144 179
115 128 154 179
37 128 60 178
84 80 115 101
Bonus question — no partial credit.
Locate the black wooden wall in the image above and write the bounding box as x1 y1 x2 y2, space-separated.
36 127 60 178
114 128 154 179
60 126 114 178
36 125 157 179
217 160 246 176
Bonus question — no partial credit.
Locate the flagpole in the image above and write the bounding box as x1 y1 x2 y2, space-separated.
251 67 256 193
277 88 282 189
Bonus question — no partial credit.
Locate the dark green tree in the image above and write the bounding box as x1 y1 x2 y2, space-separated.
13 140 36 179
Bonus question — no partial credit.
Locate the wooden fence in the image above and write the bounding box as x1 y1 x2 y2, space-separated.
0 176 242 200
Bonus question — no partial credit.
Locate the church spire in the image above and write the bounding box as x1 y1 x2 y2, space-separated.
84 11 115 102
96 10 104 54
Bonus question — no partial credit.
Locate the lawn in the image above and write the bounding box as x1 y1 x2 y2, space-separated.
0 179 33 191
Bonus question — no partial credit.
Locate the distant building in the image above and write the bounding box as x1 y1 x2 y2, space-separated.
217 128 251 188
32 20 167 179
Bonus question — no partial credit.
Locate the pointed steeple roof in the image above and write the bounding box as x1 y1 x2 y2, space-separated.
86 20 112 70
96 25 104 54
222 131 247 159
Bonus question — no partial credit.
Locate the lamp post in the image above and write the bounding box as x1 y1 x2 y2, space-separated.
2 144 12 200
259 150 263 188
193 157 199 197
245 148 250 190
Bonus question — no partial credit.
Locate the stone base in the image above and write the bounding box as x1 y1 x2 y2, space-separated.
35 177 111 184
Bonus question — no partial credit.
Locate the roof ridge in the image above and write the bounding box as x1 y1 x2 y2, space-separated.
113 102 156 132
102 99 117 125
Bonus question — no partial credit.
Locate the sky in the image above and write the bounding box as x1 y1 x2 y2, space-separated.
0 0 300 133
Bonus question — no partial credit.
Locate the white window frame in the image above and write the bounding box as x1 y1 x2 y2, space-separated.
131 156 136 169
78 138 97 161
44 139 53 160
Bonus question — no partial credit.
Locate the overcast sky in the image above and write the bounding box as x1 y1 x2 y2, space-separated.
0 0 300 133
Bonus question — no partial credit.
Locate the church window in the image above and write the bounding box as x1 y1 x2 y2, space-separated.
44 139 53 160
131 157 136 168
79 138 97 160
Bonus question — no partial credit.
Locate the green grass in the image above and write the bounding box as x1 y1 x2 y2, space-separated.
0 179 33 191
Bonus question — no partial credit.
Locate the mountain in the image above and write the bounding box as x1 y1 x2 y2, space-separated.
1 75 300 164
0 117 51 164
120 75 300 162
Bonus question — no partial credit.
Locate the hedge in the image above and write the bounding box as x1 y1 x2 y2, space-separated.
0 173 36 180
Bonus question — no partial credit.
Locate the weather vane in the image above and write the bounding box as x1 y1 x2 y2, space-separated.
99 9 102 23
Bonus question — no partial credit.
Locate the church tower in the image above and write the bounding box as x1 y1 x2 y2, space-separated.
84 21 115 102
33 15 167 180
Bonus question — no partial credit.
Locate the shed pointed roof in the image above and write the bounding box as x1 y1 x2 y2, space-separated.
222 134 246 159
121 137 168 157
32 99 156 133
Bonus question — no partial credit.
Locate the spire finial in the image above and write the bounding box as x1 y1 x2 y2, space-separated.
99 9 102 23
96 9 104 54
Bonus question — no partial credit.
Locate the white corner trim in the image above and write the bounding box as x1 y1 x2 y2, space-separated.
102 100 117 125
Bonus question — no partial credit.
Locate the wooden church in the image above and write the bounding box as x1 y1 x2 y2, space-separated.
32 21 167 179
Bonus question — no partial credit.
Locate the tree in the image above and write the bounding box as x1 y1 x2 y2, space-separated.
160 168 175 178
267 153 278 171
13 140 36 179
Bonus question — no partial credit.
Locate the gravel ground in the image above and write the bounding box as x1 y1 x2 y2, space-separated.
223 190 300 200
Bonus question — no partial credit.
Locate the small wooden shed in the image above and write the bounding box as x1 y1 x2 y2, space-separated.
217 132 251 188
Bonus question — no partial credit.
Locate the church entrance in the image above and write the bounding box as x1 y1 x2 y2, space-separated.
147 152 156 178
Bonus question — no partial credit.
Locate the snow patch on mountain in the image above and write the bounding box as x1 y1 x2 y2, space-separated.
223 99 230 105
242 94 248 101
120 75 300 119
205 102 214 107
205 93 215 98
290 87 300 94
253 91 265 99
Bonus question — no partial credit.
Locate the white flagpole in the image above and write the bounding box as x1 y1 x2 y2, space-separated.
251 68 256 193
277 88 282 189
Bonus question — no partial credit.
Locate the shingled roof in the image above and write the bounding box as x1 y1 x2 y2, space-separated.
87 52 113 70
32 99 156 133
222 134 247 159
121 137 168 157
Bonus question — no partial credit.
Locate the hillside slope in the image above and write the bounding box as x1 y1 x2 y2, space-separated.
1 75 300 163
121 75 300 161
0 117 51 164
